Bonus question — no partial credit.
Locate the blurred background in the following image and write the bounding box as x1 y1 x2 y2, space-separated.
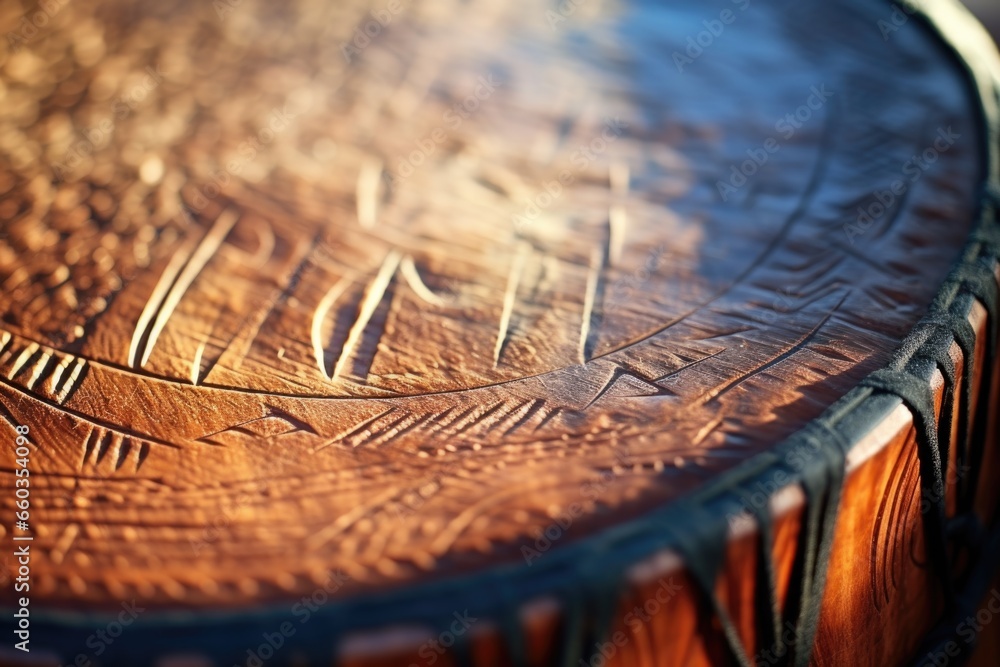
964 0 1000 43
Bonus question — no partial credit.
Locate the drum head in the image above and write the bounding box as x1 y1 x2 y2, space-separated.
1 0 998 664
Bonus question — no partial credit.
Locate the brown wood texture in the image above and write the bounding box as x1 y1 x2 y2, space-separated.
327 298 999 667
1 0 999 664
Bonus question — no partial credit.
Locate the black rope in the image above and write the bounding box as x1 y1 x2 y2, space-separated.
20 3 1000 666
585 562 622 663
663 421 849 667
983 182 1000 213
451 623 476 667
958 268 999 508
908 522 1000 667
556 583 586 667
788 431 846 667
666 506 755 667
860 364 956 609
500 584 530 667
751 502 782 663
313 135 1000 667
564 550 625 667
939 310 978 518
954 262 998 361
905 318 960 477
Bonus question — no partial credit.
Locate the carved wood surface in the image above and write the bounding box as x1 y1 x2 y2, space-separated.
0 0 987 632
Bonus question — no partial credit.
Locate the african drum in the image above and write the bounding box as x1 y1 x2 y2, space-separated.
2 0 1000 665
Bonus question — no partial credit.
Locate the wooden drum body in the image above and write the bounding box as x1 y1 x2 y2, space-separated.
1 0 999 665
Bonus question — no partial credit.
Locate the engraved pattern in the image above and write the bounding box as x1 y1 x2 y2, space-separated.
0 0 983 612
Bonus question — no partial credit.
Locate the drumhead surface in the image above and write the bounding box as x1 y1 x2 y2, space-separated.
0 0 997 663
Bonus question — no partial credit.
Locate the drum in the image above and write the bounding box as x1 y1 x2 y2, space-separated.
2 0 1000 665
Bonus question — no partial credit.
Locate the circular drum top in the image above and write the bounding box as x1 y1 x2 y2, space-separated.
0 0 983 609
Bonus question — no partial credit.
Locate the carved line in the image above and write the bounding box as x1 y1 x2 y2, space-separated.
579 246 603 364
129 208 240 368
25 350 54 390
591 105 839 362
7 342 40 380
312 407 395 453
356 158 383 229
311 277 352 380
400 255 451 307
191 338 208 386
701 290 849 404
0 375 181 451
452 401 506 437
367 410 428 448
55 358 87 404
584 364 673 410
48 354 75 395
494 241 531 367
334 250 402 380
608 161 629 266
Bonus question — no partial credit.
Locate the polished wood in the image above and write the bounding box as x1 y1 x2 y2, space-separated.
1 0 998 664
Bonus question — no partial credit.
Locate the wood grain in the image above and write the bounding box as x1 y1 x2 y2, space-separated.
0 0 997 663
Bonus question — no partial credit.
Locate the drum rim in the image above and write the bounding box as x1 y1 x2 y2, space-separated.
12 0 1000 664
